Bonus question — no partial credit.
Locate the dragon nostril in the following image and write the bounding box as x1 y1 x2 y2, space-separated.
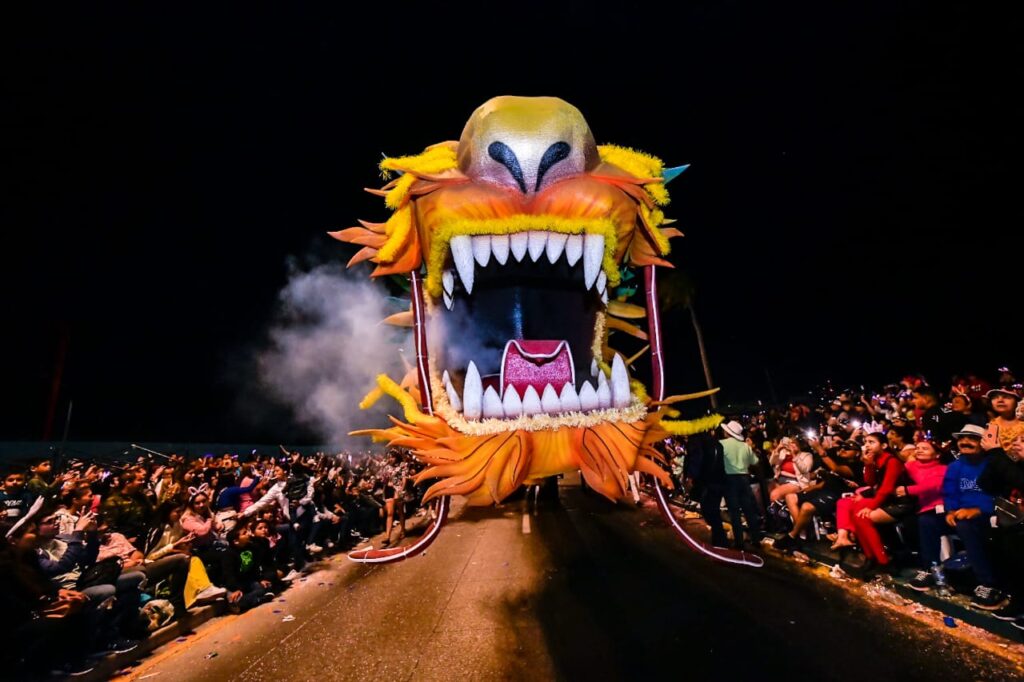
536 141 571 191
487 141 527 193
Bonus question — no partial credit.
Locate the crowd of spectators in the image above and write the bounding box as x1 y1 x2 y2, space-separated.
0 446 427 677
675 369 1024 630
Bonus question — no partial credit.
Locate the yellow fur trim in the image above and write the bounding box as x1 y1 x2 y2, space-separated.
640 205 670 255
379 145 458 180
659 413 724 436
425 216 620 297
630 378 649 404
370 373 428 424
591 313 607 371
378 146 458 208
377 206 413 263
598 144 670 206
654 388 720 405
384 173 417 210
358 386 385 410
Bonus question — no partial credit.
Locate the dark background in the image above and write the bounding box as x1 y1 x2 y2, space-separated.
3 3 1021 443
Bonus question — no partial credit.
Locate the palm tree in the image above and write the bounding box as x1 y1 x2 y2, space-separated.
657 270 719 409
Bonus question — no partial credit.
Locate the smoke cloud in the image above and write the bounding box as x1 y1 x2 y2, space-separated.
258 261 410 449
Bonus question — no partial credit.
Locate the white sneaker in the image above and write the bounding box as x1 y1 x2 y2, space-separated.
194 585 227 604
282 569 302 582
306 543 323 554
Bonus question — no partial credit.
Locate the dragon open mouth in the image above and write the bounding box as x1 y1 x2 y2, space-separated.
430 229 639 431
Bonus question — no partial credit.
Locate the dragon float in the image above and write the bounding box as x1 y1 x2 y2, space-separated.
332 96 762 567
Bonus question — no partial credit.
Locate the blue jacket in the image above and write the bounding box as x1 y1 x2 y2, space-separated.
942 454 994 514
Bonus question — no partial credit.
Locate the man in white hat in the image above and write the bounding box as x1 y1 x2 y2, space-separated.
720 420 763 549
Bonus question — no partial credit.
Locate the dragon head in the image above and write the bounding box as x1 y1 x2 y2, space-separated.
334 96 719 505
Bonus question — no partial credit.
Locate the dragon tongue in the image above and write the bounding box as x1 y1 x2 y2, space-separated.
501 340 575 397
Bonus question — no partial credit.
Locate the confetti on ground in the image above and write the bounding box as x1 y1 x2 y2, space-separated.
944 617 957 628
273 609 282 613
282 615 296 622
175 637 188 643
139 673 161 679
204 652 218 660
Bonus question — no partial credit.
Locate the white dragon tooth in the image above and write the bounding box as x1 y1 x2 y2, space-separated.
596 372 612 408
482 386 504 418
578 381 599 411
442 270 455 295
527 230 547 262
443 290 454 310
601 288 608 305
596 271 607 293
521 385 542 416
462 361 482 419
564 234 583 266
611 354 631 408
583 233 604 289
442 370 451 385
502 384 523 417
444 373 462 412
472 235 491 267
559 382 581 413
590 359 599 377
545 232 567 264
491 234 510 265
541 384 561 414
449 235 475 294
510 232 529 262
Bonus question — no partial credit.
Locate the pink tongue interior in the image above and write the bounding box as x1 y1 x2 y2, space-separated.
501 340 574 396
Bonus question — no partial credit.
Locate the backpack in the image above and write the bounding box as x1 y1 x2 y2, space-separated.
76 556 123 589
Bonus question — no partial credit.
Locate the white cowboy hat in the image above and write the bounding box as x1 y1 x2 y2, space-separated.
952 424 987 439
721 420 744 441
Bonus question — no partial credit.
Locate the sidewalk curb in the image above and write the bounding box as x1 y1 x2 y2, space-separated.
774 535 1024 643
75 601 225 681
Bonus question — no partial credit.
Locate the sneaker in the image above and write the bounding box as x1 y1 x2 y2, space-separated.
306 543 323 554
194 585 227 604
51 659 96 677
908 570 935 592
992 598 1023 621
282 569 302 582
971 585 1008 610
773 534 798 552
99 637 140 655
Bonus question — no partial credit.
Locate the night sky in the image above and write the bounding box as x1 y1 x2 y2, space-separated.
3 3 1021 443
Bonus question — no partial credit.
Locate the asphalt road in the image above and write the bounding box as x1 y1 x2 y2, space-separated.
120 483 1022 682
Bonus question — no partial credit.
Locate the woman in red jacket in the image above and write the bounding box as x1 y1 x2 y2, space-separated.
849 432 911 572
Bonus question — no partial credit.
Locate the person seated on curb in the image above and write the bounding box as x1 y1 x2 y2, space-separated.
774 438 863 552
768 437 815 523
830 433 908 575
979 432 1024 626
943 423 1003 610
101 466 157 545
12 512 143 658
97 519 192 615
220 521 275 613
897 438 950 591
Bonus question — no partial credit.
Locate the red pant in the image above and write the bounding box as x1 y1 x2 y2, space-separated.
850 498 889 564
